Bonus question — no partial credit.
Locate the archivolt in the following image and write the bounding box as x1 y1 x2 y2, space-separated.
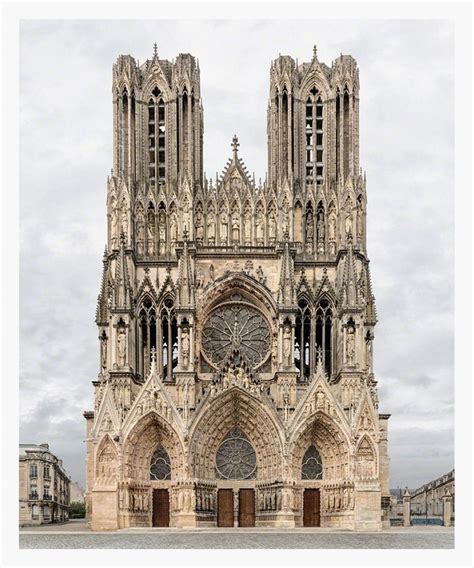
122 411 186 481
189 387 284 481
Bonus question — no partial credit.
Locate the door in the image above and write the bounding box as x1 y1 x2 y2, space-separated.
152 488 170 527
239 489 255 527
303 488 321 527
217 489 234 527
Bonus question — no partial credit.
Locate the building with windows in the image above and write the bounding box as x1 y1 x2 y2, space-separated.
84 45 390 531
70 481 85 504
410 470 455 521
19 443 71 526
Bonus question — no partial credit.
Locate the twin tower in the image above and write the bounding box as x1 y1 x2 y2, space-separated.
85 45 390 532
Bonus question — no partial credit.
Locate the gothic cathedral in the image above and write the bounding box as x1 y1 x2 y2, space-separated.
84 45 391 531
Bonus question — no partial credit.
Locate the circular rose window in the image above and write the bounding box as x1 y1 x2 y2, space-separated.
215 428 257 479
201 302 271 369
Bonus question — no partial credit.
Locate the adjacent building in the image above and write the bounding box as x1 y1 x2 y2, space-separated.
410 470 455 521
19 443 71 526
70 481 85 504
84 45 391 531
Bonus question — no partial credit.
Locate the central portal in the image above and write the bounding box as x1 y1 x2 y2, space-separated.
303 488 321 527
217 489 234 527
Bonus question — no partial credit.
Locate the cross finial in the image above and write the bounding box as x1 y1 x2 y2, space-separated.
313 44 317 60
153 43 158 57
231 134 240 158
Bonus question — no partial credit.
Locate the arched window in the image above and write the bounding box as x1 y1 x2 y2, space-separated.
305 88 324 185
295 299 311 380
301 445 323 479
161 298 178 381
137 297 156 379
343 88 350 180
121 90 128 176
150 446 171 480
315 298 333 377
215 427 257 480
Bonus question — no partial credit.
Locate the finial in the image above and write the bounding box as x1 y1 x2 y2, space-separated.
153 43 158 58
313 44 317 60
119 230 126 245
151 346 157 364
316 346 323 366
183 226 188 241
231 134 240 158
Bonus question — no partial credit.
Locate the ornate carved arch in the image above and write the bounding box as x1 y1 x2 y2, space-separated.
95 434 118 487
189 387 285 480
122 411 186 481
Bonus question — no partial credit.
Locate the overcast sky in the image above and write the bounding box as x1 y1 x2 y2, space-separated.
19 19 454 490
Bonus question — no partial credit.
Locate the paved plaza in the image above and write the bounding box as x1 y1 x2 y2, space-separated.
19 522 454 549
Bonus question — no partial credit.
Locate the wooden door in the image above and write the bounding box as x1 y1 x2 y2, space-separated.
238 489 255 527
152 488 170 527
217 489 234 527
303 488 321 527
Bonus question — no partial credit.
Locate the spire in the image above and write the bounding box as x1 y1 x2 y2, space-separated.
114 232 131 309
277 235 296 306
231 134 240 161
95 245 109 325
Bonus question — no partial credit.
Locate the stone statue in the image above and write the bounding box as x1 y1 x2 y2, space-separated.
136 213 145 255
207 215 216 244
328 211 336 241
306 211 314 241
117 327 127 367
147 210 155 255
195 213 204 243
256 211 264 243
283 325 292 368
100 335 107 369
170 210 178 244
158 210 166 254
357 202 363 237
220 211 228 243
110 208 118 249
182 202 191 234
231 212 240 242
282 201 290 234
121 205 129 239
209 264 215 280
244 211 251 243
268 210 276 241
256 265 265 284
317 213 325 241
181 327 190 370
346 327 355 365
345 207 353 235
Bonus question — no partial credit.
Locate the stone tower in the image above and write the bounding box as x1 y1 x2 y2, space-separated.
84 45 390 531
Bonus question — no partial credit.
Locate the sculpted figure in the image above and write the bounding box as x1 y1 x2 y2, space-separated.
283 325 292 368
170 210 178 244
345 207 353 235
181 327 190 369
317 213 325 241
117 327 126 367
195 213 204 243
220 211 228 243
100 335 107 370
110 208 118 249
121 205 129 238
268 210 276 241
207 215 216 244
346 327 355 365
244 211 251 243
209 264 215 280
357 202 363 237
328 211 336 241
231 212 240 242
256 211 264 243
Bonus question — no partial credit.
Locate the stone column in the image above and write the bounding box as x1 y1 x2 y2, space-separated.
442 491 452 527
403 488 411 527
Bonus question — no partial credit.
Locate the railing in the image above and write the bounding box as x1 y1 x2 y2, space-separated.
43 495 53 501
29 493 39 500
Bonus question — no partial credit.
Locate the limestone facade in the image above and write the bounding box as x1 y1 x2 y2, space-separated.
84 45 391 531
19 443 70 526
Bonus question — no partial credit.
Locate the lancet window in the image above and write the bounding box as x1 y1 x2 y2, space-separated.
315 298 333 377
295 299 312 380
147 86 166 186
305 87 324 185
160 298 178 381
137 297 157 379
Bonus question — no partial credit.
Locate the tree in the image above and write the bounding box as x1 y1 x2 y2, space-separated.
69 501 86 519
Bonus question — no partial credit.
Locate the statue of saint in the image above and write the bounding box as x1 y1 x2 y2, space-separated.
207 215 215 244
244 211 251 243
345 207 353 235
220 211 228 243
181 327 190 370
170 210 178 244
195 213 204 243
356 202 363 238
346 327 355 365
283 325 292 368
182 202 190 235
268 210 276 241
117 327 126 367
100 335 107 369
121 206 128 238
317 212 325 241
328 211 336 241
209 264 215 281
158 210 166 254
306 211 314 241
231 212 240 242
110 208 118 249
136 212 145 254
256 211 264 243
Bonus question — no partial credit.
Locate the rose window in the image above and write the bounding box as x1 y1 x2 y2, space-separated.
215 427 257 480
150 446 171 480
201 302 271 369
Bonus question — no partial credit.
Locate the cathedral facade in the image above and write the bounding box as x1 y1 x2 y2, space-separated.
84 45 391 531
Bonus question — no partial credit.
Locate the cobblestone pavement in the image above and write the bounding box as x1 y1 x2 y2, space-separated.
19 527 454 549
